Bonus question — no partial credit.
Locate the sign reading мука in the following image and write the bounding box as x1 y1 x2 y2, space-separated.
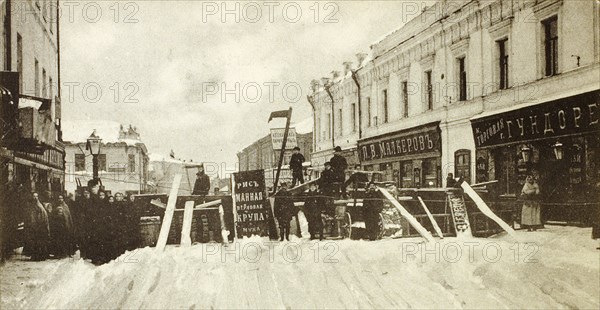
234 170 270 237
471 90 599 148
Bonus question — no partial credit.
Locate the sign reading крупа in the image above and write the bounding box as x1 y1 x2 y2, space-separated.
233 170 270 237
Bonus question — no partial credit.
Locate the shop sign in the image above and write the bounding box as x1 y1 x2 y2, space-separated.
359 123 441 162
233 169 270 237
472 91 600 148
270 128 298 150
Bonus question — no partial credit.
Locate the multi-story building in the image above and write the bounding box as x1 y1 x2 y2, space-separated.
237 123 312 189
63 122 149 196
310 0 599 221
1 0 63 258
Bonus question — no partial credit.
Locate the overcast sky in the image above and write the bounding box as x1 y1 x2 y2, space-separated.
60 1 432 174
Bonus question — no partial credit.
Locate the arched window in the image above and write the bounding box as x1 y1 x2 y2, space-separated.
454 149 471 183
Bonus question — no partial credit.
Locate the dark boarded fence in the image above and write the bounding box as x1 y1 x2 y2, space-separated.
133 195 235 247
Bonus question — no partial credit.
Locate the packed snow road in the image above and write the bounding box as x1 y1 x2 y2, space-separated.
1 225 598 309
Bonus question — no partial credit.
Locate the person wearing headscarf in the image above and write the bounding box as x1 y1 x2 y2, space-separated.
23 192 50 261
521 175 541 231
49 195 75 258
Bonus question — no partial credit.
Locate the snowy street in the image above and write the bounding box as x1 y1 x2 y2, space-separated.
1 225 598 309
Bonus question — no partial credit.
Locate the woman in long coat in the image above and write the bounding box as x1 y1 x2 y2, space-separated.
23 192 50 261
49 195 75 258
521 176 541 231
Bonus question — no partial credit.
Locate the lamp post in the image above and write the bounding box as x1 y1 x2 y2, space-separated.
86 130 102 181
552 141 563 160
520 145 531 163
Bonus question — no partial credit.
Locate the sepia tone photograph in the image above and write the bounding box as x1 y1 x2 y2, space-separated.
0 0 599 309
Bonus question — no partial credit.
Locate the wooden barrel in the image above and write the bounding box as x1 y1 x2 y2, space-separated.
139 216 161 247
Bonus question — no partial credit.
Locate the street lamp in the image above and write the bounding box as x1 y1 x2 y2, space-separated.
86 129 102 181
520 145 532 163
552 141 564 160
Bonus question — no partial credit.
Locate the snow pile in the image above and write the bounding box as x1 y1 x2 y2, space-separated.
6 226 600 309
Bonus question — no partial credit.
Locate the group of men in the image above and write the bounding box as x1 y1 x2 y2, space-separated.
74 179 140 265
274 146 384 241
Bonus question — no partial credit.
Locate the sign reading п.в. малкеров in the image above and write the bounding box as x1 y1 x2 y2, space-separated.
233 169 270 238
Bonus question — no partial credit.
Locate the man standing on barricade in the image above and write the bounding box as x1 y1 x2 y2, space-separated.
290 146 305 187
330 146 348 198
192 165 211 196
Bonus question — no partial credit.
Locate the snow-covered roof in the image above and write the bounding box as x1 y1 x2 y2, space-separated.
148 153 185 164
62 120 143 146
294 117 313 135
19 98 43 109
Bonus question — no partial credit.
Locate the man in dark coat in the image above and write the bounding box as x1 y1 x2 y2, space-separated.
330 146 348 196
318 162 337 198
75 189 93 259
290 147 305 187
274 183 297 241
192 166 210 196
303 183 324 240
345 165 369 196
23 192 50 261
363 182 384 241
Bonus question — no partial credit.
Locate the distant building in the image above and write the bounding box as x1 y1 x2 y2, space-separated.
147 153 201 196
237 119 313 188
63 121 149 195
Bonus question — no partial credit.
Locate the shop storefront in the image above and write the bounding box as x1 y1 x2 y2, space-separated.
471 90 600 224
358 122 442 188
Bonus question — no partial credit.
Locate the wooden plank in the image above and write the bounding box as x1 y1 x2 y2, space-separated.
180 201 194 247
417 196 444 239
379 187 435 243
218 204 229 244
155 174 182 252
461 181 518 239
230 173 239 239
195 199 222 209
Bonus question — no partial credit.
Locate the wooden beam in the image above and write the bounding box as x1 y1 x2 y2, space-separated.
418 196 444 239
180 201 194 247
379 187 435 243
155 174 182 252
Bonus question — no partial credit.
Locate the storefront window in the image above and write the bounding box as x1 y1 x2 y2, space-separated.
493 146 518 195
400 161 413 188
423 158 439 187
454 149 471 183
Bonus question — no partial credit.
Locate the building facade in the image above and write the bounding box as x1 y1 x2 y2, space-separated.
63 124 149 196
1 0 63 259
310 0 599 220
1 0 64 193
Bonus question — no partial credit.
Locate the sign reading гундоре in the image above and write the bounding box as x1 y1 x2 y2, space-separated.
472 90 599 148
